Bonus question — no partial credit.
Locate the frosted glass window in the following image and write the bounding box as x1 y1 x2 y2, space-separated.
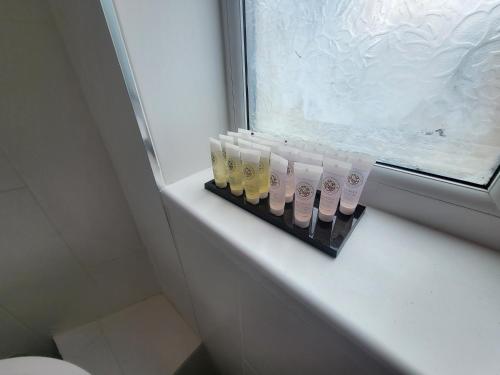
245 0 500 185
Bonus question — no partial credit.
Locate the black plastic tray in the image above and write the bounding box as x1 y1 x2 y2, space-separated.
204 180 366 258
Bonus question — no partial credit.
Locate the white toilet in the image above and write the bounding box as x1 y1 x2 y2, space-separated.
0 357 90 375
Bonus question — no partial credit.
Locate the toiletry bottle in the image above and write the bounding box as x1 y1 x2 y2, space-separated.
225 143 243 196
296 150 323 167
279 146 300 203
219 134 235 177
269 153 289 216
237 138 253 149
238 128 253 135
318 158 351 222
253 143 271 199
339 155 376 215
209 138 227 188
293 162 323 228
240 148 261 205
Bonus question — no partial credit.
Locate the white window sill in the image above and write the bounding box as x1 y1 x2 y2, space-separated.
161 168 500 375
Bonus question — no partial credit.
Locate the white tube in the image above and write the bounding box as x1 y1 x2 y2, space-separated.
326 149 352 163
253 143 271 199
339 155 376 215
279 146 300 203
240 148 261 205
318 158 351 222
238 128 253 135
218 134 235 156
293 162 323 228
219 134 235 179
237 138 253 149
237 138 271 198
251 137 281 150
227 131 244 140
268 153 288 216
225 143 243 196
252 131 284 143
296 150 323 167
209 137 227 188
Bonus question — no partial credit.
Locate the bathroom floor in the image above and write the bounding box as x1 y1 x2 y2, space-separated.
54 295 201 375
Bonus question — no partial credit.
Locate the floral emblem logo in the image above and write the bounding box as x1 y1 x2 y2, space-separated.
297 182 313 199
323 177 339 193
347 172 362 186
210 153 216 165
227 159 234 171
270 173 279 187
287 165 292 176
243 165 255 179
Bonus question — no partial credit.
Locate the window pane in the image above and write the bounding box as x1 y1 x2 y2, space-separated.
245 0 500 185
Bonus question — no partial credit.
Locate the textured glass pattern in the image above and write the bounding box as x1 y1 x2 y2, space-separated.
245 0 500 185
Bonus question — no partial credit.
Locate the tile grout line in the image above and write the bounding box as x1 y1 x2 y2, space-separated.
0 149 95 278
0 185 27 195
0 304 47 356
0 149 107 338
161 202 203 337
97 319 126 375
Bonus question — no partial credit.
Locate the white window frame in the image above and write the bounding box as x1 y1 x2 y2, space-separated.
221 0 500 249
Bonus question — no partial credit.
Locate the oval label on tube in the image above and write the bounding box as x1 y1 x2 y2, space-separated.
297 182 314 199
244 165 256 179
322 177 341 194
347 170 364 186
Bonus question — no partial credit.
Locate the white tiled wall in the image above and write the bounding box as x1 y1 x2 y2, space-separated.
0 0 160 357
48 0 199 332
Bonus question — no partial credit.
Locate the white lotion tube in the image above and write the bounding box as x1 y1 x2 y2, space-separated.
268 153 288 216
218 134 235 158
225 143 243 196
238 128 253 135
237 138 253 149
251 137 281 151
252 131 284 143
293 162 323 228
209 138 227 188
240 148 261 205
318 158 351 222
227 131 244 141
279 146 300 203
339 155 376 215
253 143 271 199
296 150 323 167
219 134 235 183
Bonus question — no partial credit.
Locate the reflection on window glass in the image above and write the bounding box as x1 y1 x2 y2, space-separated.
245 0 500 185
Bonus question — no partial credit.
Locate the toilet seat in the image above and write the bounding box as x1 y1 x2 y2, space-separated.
0 357 90 375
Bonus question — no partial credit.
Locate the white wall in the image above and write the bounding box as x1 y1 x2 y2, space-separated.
111 0 230 184
0 0 160 358
48 0 199 331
